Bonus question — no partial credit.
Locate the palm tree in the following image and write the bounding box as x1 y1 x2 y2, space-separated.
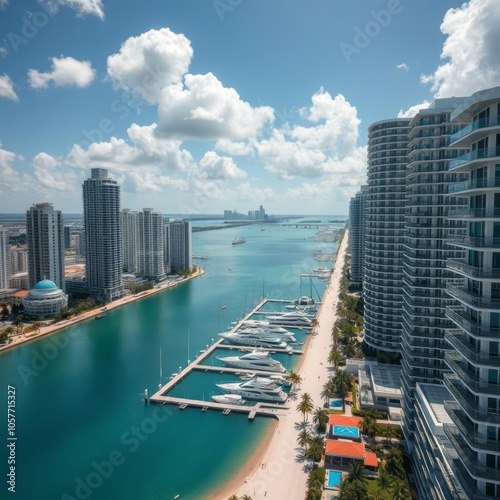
296 392 314 422
328 348 342 369
241 495 254 500
332 370 353 410
297 429 311 452
377 470 393 490
310 318 319 332
4 326 15 337
345 460 369 486
312 407 329 433
391 480 411 500
384 424 399 446
305 438 324 463
369 486 386 500
32 321 42 334
227 495 239 500
286 370 302 390
320 380 336 406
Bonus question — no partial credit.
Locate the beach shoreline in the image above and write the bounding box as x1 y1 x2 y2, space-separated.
0 268 205 354
211 231 349 500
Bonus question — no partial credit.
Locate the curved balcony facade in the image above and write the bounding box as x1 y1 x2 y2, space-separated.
444 88 500 499
364 119 410 353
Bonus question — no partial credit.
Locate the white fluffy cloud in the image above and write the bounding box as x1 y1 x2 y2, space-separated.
32 152 79 191
0 0 8 9
28 56 96 89
107 28 193 104
256 89 366 183
398 100 431 118
396 63 409 72
421 0 500 97
39 0 104 19
0 145 32 193
198 151 247 180
156 72 274 140
0 74 18 101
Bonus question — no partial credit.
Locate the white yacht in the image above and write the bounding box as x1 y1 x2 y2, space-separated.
219 332 288 349
216 376 287 402
313 266 330 273
293 295 315 306
241 320 290 334
265 311 312 327
217 350 287 372
211 394 244 405
235 327 296 342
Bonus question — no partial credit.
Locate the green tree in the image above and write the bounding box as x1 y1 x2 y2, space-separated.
332 370 353 410
385 446 406 479
328 348 342 369
32 321 42 334
305 436 325 463
306 487 322 500
307 468 326 490
345 460 369 486
1 303 9 320
296 392 314 422
0 331 9 343
361 415 377 438
286 370 302 390
391 481 411 500
297 429 311 452
240 495 254 500
12 315 24 334
310 318 319 331
320 379 336 406
312 407 329 433
339 479 369 500
377 470 393 490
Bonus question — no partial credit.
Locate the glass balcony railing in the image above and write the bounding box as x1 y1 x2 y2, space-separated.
448 176 500 193
449 147 500 169
445 330 500 367
447 207 500 218
450 116 500 144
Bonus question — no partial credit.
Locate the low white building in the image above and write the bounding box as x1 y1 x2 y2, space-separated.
23 279 68 317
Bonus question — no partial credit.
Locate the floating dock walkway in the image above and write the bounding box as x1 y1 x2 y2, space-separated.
149 298 313 419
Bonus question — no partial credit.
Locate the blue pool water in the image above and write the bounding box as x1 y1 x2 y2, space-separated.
332 425 360 438
327 470 342 488
330 398 342 408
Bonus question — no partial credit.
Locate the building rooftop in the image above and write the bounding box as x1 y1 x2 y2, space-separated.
369 363 402 398
33 279 58 290
417 383 453 426
325 440 365 459
364 452 378 468
328 415 362 428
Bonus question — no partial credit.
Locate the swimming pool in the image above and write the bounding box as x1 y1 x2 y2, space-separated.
330 399 342 408
332 425 360 438
327 470 342 488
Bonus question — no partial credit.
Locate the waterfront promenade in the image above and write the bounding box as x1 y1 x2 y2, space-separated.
0 268 204 353
216 231 348 499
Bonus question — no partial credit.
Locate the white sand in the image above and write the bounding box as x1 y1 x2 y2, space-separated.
218 232 349 500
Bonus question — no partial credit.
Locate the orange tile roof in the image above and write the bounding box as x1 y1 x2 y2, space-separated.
364 452 378 467
325 440 365 458
12 291 29 298
344 392 353 402
328 414 362 427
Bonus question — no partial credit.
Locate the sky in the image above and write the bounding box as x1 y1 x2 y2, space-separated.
1 0 500 216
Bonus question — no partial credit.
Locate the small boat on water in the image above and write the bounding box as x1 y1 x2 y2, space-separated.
221 304 228 309
95 313 107 319
232 237 246 245
217 349 287 372
211 394 245 405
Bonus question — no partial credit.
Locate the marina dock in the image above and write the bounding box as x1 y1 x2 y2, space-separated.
149 298 313 419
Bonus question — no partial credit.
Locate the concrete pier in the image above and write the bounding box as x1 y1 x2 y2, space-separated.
149 298 312 418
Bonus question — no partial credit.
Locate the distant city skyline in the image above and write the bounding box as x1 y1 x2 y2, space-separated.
1 1 499 214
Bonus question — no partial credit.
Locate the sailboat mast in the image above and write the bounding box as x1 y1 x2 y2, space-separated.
159 347 162 388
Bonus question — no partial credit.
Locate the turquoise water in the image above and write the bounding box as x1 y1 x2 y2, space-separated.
330 399 343 408
332 425 360 438
0 221 338 499
327 470 342 488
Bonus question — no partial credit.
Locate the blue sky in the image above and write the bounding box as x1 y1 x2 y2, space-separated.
1 0 500 215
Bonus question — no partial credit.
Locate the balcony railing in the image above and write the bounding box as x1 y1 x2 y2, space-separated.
446 283 500 309
447 259 500 279
450 146 500 170
448 176 500 193
445 401 500 453
444 373 500 425
445 330 500 367
445 351 500 395
444 425 500 482
447 236 500 248
450 115 500 144
445 307 500 339
447 207 500 219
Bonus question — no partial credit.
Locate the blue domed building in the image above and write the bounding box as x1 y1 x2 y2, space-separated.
23 279 68 317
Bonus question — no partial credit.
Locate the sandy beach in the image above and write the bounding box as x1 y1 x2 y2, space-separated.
213 231 349 500
0 268 205 353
